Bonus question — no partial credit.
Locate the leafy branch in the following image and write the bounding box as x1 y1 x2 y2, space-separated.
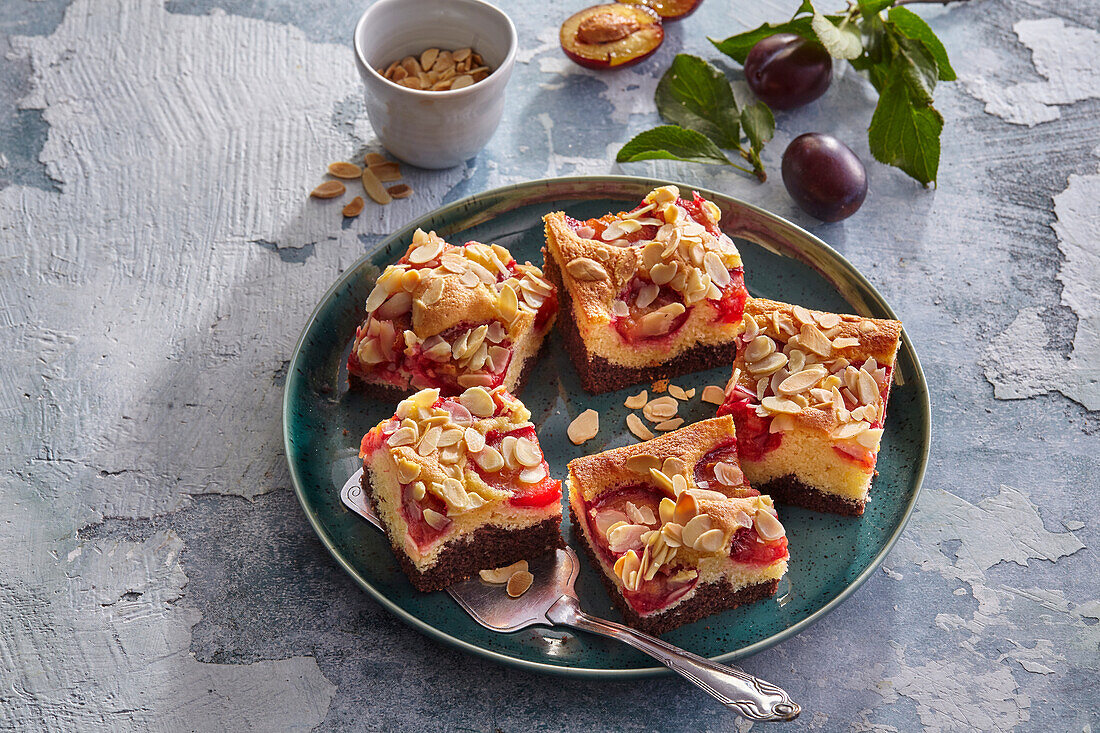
711 0 956 185
616 54 774 181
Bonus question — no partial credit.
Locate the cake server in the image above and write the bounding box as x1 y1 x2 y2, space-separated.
341 469 800 722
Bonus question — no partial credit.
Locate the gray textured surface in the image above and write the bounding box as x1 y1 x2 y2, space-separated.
1 0 1097 730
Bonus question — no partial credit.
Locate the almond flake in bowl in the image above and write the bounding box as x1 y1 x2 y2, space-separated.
380 47 493 91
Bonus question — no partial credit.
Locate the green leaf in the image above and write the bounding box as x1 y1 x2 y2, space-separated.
793 0 816 16
868 75 943 185
857 0 894 17
616 126 735 166
812 12 863 60
709 17 815 64
655 54 741 148
740 102 775 152
888 7 956 81
892 32 939 105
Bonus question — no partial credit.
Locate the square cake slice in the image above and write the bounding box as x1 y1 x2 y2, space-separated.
717 297 903 516
348 228 557 396
568 416 789 635
543 185 749 393
358 386 562 592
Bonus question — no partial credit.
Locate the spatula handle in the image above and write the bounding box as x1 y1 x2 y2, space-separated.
547 597 800 722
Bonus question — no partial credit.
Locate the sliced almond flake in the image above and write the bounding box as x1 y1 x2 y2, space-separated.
655 418 684 431
387 183 413 199
755 377 769 401
668 384 688 401
622 202 656 220
636 283 659 309
857 427 884 450
370 161 402 182
626 413 654 441
778 366 828 396
769 413 796 433
701 385 726 405
342 196 365 217
361 166 392 205
420 276 445 306
601 222 626 241
506 570 534 598
567 409 599 445
643 396 678 421
625 454 661 475
799 323 833 357
328 161 362 179
565 257 608 282
814 312 842 329
832 336 860 349
479 560 527 584
713 462 743 486
832 421 870 440
422 507 449 530
791 305 815 326
519 463 547 484
703 251 731 288
310 180 345 199
748 351 788 376
857 369 880 405
761 396 802 415
754 510 785 541
681 514 713 549
744 335 776 363
742 314 760 341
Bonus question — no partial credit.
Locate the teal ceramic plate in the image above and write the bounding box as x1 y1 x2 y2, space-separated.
284 175 930 677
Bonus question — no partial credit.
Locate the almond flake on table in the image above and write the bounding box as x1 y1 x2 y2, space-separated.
310 180 345 199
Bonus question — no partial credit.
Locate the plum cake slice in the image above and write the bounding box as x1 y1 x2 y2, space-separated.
348 228 557 396
717 297 903 516
358 386 562 592
568 416 789 635
543 185 749 393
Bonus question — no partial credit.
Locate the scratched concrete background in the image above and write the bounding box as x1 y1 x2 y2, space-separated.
1 0 1096 729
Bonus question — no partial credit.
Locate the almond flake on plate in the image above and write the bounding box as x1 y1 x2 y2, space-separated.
567 409 599 445
701 385 726 405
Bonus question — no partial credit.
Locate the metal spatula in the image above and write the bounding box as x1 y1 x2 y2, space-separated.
341 469 800 722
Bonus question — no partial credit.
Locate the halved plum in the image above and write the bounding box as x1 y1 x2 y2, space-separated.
618 0 703 21
560 4 664 69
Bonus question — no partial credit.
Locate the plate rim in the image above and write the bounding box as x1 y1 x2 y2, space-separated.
283 174 931 678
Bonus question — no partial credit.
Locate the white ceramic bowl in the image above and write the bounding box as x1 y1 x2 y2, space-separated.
353 0 517 169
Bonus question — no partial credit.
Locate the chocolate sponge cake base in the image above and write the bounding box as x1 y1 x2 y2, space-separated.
569 505 779 636
755 474 866 517
363 470 562 593
544 255 738 395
